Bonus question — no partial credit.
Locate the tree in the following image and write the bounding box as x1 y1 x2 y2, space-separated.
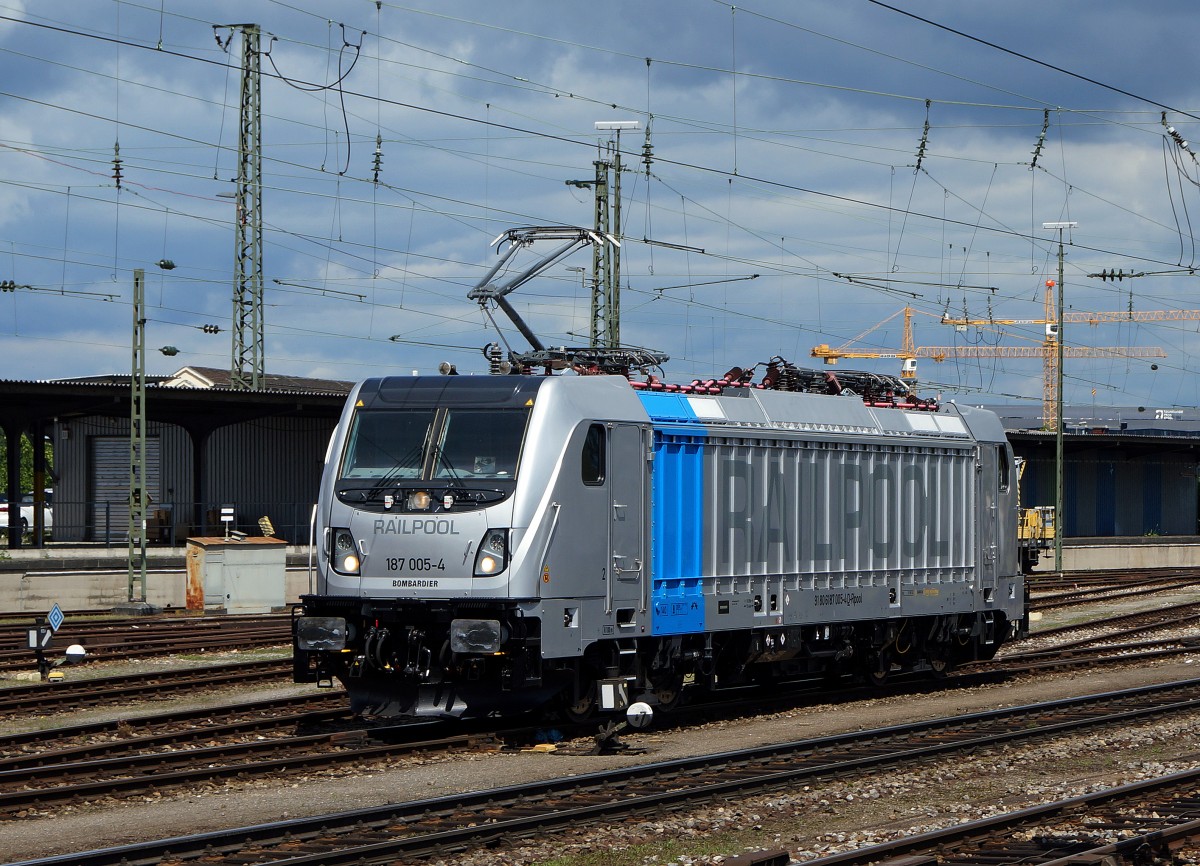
0 434 53 493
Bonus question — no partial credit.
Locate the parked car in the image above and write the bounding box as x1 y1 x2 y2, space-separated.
0 492 53 537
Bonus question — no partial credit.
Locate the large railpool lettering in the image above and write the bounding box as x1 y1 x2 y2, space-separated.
900 464 924 558
712 447 957 572
723 458 794 565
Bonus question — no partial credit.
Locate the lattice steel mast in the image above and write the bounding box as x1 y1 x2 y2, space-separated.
229 24 263 390
589 154 620 348
127 269 147 603
575 122 637 349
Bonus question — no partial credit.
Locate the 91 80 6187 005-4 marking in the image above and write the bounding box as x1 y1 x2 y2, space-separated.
385 557 446 572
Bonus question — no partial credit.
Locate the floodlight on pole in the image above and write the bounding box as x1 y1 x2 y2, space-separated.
1041 221 1078 574
124 259 174 614
128 268 149 607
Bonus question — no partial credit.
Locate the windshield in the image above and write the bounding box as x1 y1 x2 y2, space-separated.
339 409 434 480
339 407 530 482
432 409 529 480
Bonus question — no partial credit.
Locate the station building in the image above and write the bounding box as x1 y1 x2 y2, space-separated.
1 367 348 548
2 369 1198 551
986 403 1200 539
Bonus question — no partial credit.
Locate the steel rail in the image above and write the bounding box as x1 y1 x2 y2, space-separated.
0 703 351 772
799 768 1200 866
1034 612 1200 652
15 678 1200 866
1002 634 1200 664
0 615 292 675
0 614 290 649
0 729 499 815
0 630 290 673
1030 575 1200 611
1023 598 1200 641
0 657 292 716
1026 566 1200 589
0 691 342 752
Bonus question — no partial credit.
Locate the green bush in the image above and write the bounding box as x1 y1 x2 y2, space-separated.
0 434 53 493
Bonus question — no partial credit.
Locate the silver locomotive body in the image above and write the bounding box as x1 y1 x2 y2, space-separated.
294 374 1026 718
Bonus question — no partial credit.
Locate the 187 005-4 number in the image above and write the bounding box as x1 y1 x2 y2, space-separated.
385 557 445 572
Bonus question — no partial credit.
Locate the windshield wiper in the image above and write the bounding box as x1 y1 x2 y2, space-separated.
431 446 463 481
363 444 427 496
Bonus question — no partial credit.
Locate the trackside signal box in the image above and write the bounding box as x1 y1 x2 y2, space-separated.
185 536 286 614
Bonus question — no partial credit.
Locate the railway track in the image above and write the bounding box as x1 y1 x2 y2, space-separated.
958 602 1200 679
6 634 1195 822
0 613 292 672
1028 572 1200 611
0 622 1191 831
0 691 350 756
802 768 1200 866
1022 597 1200 645
0 657 294 717
991 635 1200 676
1 589 1193 729
13 676 1200 865
0 720 498 819
0 611 290 637
1027 565 1200 588
1027 566 1200 586
0 571 1196 862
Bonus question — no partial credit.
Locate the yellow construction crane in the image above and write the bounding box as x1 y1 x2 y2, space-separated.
811 307 927 380
938 285 1190 429
812 296 1169 429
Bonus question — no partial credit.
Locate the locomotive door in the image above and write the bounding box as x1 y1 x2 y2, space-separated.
608 423 646 618
992 443 1016 574
977 444 1001 586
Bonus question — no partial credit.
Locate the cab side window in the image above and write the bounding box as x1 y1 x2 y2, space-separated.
581 423 605 485
997 445 1010 492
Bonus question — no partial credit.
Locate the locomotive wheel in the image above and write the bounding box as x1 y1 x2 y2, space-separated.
650 683 682 712
560 682 597 722
866 651 891 687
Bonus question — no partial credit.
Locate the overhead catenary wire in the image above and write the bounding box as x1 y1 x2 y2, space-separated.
0 12 1186 275
0 5 1197 400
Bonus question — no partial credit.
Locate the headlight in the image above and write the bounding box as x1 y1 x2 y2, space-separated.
406 490 431 511
330 528 360 574
473 528 509 576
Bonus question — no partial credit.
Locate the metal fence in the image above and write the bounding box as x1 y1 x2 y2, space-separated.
5 500 316 549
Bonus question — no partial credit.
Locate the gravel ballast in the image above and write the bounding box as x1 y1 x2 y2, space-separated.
3 600 1200 864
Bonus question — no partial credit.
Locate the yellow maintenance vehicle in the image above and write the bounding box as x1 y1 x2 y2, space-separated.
1015 457 1055 572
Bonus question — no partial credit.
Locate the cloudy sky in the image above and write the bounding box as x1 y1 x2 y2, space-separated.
2 1 1199 416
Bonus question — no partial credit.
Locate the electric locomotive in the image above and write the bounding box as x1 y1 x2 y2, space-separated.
293 361 1027 719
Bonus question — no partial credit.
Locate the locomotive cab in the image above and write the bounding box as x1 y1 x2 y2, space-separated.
294 374 652 717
